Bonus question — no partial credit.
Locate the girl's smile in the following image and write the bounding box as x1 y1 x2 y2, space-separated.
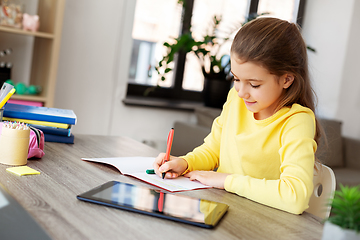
243 100 256 106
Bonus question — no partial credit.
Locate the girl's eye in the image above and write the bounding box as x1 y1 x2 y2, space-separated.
232 77 260 87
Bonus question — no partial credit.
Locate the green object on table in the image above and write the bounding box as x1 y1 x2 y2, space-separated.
146 169 155 174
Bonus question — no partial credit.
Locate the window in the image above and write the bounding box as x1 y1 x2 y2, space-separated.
128 0 182 88
125 0 307 108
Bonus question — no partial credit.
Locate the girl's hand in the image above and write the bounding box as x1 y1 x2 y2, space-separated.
153 153 188 179
184 171 230 189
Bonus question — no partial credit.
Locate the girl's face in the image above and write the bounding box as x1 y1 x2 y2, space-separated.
231 55 293 120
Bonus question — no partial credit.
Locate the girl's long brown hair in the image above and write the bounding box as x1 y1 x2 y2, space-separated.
230 17 321 147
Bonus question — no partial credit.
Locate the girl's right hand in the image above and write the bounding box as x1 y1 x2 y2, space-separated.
153 153 188 179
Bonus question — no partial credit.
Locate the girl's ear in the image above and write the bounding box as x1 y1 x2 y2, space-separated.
283 74 295 89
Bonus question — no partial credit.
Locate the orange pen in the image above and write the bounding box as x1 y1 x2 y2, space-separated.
158 192 164 212
162 128 174 179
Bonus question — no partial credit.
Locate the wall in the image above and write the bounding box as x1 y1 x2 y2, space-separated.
336 0 360 138
55 0 195 151
301 0 358 138
301 0 354 118
55 0 360 150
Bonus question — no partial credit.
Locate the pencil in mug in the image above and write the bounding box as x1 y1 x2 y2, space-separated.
0 88 15 109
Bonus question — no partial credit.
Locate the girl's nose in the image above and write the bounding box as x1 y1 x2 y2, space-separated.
236 83 250 99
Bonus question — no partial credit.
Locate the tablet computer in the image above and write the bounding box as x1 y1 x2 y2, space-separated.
77 181 228 229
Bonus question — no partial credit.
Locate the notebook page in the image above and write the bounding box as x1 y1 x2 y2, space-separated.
81 157 211 192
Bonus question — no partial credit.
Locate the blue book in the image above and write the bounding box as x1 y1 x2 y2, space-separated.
44 133 75 144
3 103 77 125
30 124 72 137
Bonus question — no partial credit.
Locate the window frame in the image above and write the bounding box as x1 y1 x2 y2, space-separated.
125 0 307 105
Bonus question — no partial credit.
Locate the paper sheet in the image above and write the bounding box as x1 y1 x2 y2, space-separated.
81 157 211 192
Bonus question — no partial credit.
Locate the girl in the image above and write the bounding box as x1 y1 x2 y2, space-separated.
153 17 320 215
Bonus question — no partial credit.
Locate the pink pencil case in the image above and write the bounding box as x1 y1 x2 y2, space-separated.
28 126 45 159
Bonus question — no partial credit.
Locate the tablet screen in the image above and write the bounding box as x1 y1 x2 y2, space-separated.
77 181 228 228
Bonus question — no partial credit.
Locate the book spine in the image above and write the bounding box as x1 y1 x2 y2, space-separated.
29 124 71 137
7 99 43 107
44 133 74 144
2 117 70 129
3 103 77 125
3 111 76 125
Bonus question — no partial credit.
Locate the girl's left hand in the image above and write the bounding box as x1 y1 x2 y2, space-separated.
184 171 230 189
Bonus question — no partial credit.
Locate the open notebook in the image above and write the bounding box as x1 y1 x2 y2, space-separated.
81 157 211 192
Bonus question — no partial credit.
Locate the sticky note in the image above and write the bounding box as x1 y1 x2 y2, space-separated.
6 166 40 176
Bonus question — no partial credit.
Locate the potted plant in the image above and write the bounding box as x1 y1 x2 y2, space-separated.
322 184 360 240
154 6 316 109
155 13 264 108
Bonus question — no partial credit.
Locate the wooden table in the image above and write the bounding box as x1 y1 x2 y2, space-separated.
0 135 324 240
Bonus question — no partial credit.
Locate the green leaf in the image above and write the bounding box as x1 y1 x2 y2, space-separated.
326 184 360 232
167 55 174 64
153 11 268 91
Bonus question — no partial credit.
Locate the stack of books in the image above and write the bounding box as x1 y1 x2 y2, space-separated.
3 103 77 144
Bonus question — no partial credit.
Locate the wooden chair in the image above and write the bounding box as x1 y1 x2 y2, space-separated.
306 163 336 219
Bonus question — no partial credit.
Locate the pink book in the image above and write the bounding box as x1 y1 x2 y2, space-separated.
7 99 43 107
